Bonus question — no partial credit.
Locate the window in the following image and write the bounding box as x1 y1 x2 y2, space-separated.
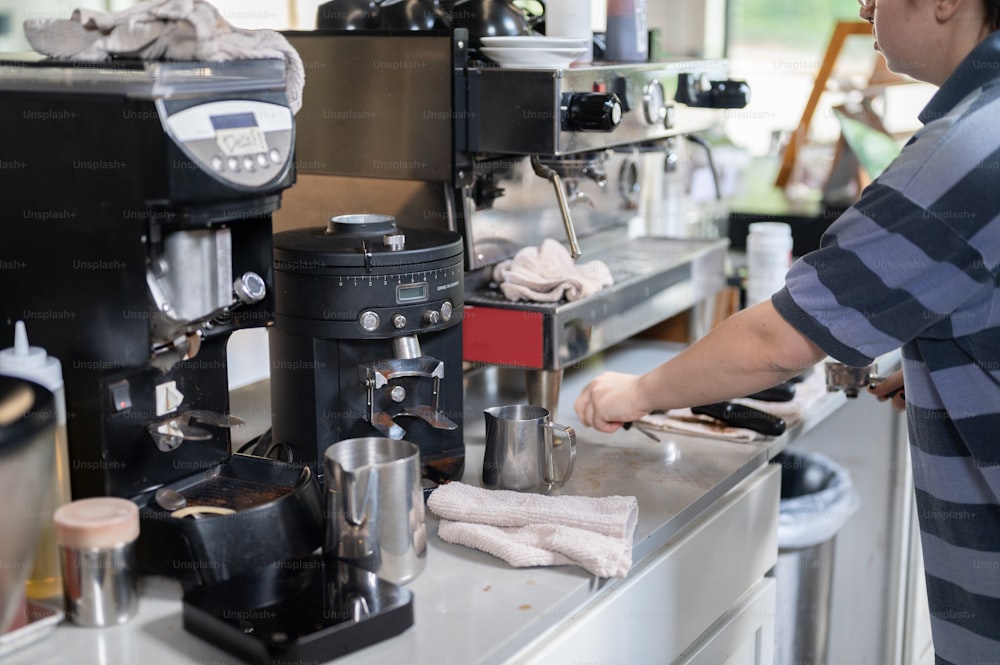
724 0 933 159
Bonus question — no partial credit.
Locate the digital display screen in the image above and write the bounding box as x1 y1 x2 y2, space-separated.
397 282 428 303
210 112 258 130
211 112 268 156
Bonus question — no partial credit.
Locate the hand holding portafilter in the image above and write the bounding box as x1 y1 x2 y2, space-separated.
824 360 903 403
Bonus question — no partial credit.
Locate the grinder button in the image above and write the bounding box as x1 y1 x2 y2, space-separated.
359 311 380 331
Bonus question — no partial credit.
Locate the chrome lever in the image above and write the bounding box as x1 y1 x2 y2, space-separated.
531 155 582 259
147 410 245 452
398 404 458 431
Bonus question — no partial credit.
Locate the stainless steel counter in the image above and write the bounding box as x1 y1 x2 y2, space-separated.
4 340 852 665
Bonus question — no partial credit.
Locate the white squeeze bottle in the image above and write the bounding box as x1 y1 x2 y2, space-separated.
0 321 72 600
745 222 793 306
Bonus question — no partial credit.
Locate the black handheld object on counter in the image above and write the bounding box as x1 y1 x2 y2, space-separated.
744 381 797 402
691 403 787 437
623 421 661 442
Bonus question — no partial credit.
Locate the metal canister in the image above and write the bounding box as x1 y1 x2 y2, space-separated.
54 497 139 627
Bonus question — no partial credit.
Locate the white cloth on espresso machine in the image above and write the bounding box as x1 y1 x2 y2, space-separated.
492 238 614 303
22 0 304 114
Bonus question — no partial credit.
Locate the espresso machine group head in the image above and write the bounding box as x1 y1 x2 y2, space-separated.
0 57 296 499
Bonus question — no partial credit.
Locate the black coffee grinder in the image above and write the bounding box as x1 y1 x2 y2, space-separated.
268 214 465 483
0 57 324 584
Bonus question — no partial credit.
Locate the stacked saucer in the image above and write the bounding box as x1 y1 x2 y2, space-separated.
479 36 591 69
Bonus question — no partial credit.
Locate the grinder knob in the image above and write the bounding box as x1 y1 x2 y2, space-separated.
383 233 406 251
562 92 623 132
233 272 266 305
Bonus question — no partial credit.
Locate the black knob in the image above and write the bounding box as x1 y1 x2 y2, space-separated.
562 93 623 132
675 73 751 109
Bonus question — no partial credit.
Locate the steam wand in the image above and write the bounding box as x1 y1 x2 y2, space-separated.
530 155 582 259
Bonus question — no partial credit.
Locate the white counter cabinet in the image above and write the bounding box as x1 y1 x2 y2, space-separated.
510 464 780 665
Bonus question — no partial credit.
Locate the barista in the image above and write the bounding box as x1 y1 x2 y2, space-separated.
574 1 1000 663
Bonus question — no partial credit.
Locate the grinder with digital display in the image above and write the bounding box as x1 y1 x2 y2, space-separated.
268 214 465 485
0 57 325 587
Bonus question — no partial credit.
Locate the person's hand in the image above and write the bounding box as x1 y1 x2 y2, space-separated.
868 369 905 411
574 371 647 432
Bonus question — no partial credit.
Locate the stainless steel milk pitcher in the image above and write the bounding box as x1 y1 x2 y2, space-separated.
324 437 426 584
482 404 576 493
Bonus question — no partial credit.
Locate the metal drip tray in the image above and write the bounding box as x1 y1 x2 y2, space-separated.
463 236 728 370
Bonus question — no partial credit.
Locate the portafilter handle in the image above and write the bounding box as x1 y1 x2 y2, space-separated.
824 361 882 399
531 156 582 259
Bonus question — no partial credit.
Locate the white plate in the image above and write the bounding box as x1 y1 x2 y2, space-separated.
480 36 591 50
480 46 589 69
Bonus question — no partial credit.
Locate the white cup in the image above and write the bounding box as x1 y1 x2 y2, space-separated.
746 222 793 306
545 0 593 63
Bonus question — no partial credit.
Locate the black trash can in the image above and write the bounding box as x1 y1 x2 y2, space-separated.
772 449 858 665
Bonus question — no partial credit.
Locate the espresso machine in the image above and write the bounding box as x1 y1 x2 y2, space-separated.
282 30 745 416
0 57 325 585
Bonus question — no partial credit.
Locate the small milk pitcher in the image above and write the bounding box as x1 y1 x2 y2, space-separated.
482 404 576 493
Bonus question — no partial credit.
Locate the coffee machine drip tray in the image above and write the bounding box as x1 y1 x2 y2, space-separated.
463 236 728 370
183 555 414 665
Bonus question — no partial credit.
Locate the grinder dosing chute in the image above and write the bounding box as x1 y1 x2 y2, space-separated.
269 214 466 483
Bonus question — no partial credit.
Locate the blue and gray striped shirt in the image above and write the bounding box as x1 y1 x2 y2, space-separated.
774 32 1000 665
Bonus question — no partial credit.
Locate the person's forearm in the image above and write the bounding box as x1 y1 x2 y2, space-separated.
634 300 827 412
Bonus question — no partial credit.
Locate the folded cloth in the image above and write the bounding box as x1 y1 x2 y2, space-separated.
638 363 828 443
427 481 638 578
23 0 304 114
492 238 614 303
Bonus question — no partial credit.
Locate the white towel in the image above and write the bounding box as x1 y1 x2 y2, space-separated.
638 364 828 442
22 0 304 114
427 481 638 578
492 238 614 303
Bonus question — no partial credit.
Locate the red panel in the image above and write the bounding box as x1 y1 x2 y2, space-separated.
463 305 544 368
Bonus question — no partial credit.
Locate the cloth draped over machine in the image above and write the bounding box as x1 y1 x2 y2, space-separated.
22 0 304 113
491 238 614 303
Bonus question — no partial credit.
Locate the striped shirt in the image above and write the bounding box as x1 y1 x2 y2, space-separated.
773 32 1000 665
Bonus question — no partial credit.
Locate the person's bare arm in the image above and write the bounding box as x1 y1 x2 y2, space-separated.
574 300 827 432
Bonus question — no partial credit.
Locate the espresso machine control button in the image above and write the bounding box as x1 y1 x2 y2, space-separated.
440 301 453 322
664 104 677 130
155 381 185 416
642 80 667 126
233 271 266 305
108 380 132 412
562 93 623 132
423 310 441 325
383 233 406 251
359 311 381 332
392 314 407 329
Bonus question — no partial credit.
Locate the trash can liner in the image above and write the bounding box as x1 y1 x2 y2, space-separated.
775 450 860 550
